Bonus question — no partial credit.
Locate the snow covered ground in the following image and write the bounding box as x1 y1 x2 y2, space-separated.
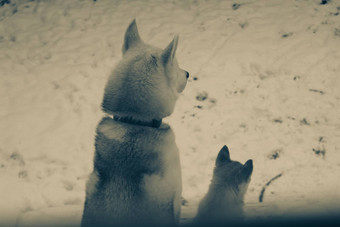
1 0 340 226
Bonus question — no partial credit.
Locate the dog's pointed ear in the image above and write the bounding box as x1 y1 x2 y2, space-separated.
122 19 141 54
241 159 253 180
162 35 179 66
216 145 231 166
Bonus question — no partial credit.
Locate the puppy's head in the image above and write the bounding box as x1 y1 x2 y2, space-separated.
102 19 188 120
214 145 253 196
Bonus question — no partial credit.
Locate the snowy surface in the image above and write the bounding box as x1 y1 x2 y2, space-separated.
1 0 340 226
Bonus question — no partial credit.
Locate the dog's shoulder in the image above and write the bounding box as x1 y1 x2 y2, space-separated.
94 117 177 174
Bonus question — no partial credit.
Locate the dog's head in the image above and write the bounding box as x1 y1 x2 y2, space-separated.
102 19 188 121
214 145 253 197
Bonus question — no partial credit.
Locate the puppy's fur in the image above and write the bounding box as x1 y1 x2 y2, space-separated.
81 19 188 227
194 146 253 225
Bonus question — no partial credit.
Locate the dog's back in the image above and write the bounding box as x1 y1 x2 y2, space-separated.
82 117 181 226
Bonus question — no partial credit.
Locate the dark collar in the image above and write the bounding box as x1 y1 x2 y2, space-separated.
113 115 162 128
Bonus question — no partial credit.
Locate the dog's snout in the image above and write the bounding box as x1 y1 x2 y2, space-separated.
185 71 189 79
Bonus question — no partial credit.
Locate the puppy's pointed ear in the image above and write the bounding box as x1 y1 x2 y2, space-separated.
241 159 253 180
162 35 179 66
216 145 231 166
122 19 141 54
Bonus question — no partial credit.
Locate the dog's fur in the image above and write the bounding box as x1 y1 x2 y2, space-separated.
81 19 188 227
194 145 253 225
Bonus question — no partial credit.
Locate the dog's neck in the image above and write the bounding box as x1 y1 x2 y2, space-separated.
210 186 243 205
112 115 162 128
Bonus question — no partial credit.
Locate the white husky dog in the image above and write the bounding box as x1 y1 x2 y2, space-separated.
81 19 189 227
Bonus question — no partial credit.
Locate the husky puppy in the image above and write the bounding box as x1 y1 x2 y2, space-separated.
81 19 189 227
194 145 253 225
